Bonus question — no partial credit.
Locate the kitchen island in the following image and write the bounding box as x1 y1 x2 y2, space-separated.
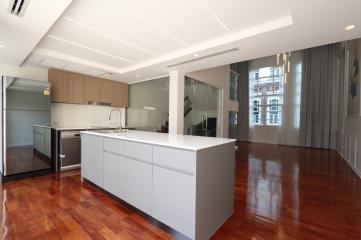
80 130 236 240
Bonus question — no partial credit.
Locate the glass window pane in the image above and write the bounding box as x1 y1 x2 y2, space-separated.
249 66 283 126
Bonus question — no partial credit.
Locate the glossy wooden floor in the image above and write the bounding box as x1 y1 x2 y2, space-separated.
6 146 51 175
1 143 361 239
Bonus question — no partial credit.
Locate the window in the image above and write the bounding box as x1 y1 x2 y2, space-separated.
230 70 239 101
249 67 283 126
252 99 262 125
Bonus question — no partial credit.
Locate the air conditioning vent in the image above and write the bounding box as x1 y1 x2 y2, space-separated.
7 0 30 17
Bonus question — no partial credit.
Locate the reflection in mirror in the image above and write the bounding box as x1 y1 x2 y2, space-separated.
3 76 51 176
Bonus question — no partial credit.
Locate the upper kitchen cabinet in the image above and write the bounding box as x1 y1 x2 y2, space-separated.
48 69 69 103
68 73 85 104
84 76 102 103
101 79 115 104
113 82 129 108
48 69 128 107
122 84 129 108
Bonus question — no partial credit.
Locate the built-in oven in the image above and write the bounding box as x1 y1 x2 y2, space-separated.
59 131 81 171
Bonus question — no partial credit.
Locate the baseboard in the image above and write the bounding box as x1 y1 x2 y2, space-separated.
6 142 33 148
337 149 361 179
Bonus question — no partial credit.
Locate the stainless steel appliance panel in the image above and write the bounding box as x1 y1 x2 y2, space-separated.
59 131 81 170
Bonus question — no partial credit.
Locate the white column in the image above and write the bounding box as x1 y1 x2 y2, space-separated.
169 70 184 134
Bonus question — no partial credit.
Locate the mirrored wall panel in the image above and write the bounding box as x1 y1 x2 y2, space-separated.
3 77 52 176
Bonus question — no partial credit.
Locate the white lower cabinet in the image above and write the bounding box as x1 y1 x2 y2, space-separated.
152 166 195 239
44 128 51 158
103 151 152 215
81 134 104 187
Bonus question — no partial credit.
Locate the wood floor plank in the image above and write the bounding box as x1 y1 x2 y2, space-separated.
1 143 361 239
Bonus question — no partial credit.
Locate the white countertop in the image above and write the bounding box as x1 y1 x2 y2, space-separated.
33 125 52 129
81 130 236 151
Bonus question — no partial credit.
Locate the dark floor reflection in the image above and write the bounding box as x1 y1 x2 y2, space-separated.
6 146 51 175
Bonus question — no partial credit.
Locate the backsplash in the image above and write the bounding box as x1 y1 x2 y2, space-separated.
51 103 126 128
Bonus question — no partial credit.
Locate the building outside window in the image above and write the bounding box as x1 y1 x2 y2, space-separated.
249 67 283 126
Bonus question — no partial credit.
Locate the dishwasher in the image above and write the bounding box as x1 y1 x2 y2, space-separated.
59 131 81 171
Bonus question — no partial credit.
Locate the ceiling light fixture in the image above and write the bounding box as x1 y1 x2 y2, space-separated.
63 17 158 56
345 25 355 31
47 35 135 64
277 52 291 84
198 0 231 31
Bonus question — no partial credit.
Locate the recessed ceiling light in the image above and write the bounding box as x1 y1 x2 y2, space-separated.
345 25 355 31
0 44 5 48
193 53 200 57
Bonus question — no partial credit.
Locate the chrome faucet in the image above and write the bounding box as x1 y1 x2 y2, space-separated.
108 108 122 131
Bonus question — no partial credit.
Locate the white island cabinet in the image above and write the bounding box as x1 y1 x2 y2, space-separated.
81 130 236 240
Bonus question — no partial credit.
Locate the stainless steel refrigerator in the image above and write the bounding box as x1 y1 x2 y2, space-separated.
1 76 52 180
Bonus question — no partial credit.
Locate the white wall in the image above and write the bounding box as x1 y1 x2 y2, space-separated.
186 65 236 138
51 103 125 129
248 52 302 145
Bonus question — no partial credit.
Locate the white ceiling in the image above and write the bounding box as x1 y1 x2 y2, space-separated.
2 0 361 83
0 0 73 65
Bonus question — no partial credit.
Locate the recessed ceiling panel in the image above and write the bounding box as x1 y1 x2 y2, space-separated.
201 0 291 32
114 0 229 44
47 18 154 63
63 0 186 55
38 36 131 69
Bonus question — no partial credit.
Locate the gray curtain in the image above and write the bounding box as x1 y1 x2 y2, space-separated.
231 62 249 141
300 43 345 149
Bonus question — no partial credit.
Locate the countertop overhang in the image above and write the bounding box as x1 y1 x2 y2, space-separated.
81 130 236 151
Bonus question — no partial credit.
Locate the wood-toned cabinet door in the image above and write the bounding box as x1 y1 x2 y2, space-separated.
101 79 114 104
122 83 129 107
113 82 129 107
49 69 69 103
68 73 85 104
84 76 101 102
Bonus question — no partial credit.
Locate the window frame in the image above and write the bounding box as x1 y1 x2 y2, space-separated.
249 66 283 126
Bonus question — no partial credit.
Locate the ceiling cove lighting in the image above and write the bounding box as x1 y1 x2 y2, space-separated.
63 17 158 56
47 35 135 64
198 0 231 31
345 25 355 31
